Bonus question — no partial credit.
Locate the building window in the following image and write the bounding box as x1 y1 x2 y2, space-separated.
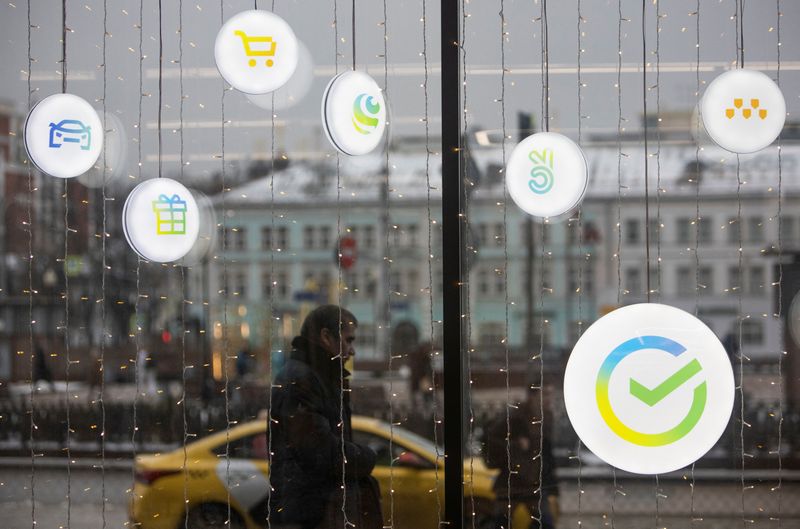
625 267 642 296
408 224 419 247
698 265 713 293
747 216 764 243
478 322 505 349
727 217 741 245
261 226 273 251
746 265 764 296
698 216 713 244
492 223 504 247
221 227 247 251
676 266 693 296
304 226 315 249
728 265 740 293
676 217 692 245
741 320 764 346
364 225 375 249
277 226 289 250
319 226 332 249
624 219 641 245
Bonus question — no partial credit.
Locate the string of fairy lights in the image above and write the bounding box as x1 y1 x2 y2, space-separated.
574 2 585 527
774 3 785 525
691 0 701 525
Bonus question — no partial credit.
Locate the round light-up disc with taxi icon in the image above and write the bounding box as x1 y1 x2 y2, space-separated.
506 132 588 219
214 10 298 95
322 70 387 156
24 93 104 179
563 303 735 475
701 69 786 154
123 178 200 263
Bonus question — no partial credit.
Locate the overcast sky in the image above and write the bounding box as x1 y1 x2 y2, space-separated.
1 0 798 185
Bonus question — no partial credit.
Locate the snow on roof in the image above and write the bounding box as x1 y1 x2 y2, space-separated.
218 141 799 207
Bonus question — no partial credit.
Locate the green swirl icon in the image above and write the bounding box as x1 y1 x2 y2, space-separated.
352 93 381 134
528 149 554 194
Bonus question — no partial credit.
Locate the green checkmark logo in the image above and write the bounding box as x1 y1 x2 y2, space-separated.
596 336 707 447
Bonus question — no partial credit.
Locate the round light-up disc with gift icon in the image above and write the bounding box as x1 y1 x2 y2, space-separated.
214 9 298 95
322 71 387 156
123 178 200 263
24 93 103 179
701 69 785 154
563 303 735 475
506 132 588 219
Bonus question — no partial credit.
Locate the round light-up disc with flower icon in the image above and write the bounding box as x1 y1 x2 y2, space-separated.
506 132 588 219
701 69 785 154
564 303 735 475
322 70 387 156
123 178 200 263
214 10 298 95
24 93 104 179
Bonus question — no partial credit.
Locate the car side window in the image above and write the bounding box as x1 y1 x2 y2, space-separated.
213 432 268 460
352 431 396 467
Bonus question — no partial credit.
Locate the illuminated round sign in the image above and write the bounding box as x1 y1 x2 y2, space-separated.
506 132 588 218
24 93 104 179
564 303 734 475
214 10 298 95
123 178 200 263
322 70 387 156
701 69 785 154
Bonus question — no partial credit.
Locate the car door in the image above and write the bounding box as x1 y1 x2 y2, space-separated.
212 431 271 526
352 430 441 529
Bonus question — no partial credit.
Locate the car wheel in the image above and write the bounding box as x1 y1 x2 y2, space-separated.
186 503 245 529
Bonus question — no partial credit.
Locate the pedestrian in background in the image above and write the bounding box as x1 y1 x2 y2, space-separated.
259 305 383 529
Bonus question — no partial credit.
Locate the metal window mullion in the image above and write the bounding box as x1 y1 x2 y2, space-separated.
441 0 464 527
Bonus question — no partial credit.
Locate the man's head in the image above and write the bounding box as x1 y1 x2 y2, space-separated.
299 305 358 361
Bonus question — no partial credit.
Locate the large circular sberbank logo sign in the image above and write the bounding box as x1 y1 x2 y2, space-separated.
564 303 734 474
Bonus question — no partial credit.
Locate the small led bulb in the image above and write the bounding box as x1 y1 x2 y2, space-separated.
322 71 388 156
24 93 104 179
505 132 588 219
214 10 299 95
123 178 200 263
701 69 785 154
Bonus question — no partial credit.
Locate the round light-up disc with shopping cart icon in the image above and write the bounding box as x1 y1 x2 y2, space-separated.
505 132 588 219
123 178 200 263
214 10 298 95
24 93 104 179
322 71 387 156
701 69 785 154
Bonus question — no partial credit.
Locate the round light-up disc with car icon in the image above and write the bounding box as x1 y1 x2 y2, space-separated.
505 132 588 219
123 178 200 263
214 9 298 95
563 303 735 475
322 70 387 156
701 69 785 154
24 93 104 179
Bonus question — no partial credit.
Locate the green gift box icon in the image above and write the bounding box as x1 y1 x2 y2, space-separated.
152 193 188 235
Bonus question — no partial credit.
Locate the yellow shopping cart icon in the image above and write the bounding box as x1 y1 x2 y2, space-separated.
234 30 276 67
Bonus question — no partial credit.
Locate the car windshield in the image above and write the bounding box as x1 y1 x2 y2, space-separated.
394 427 442 458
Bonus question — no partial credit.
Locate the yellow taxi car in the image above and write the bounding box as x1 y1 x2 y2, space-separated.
130 415 498 529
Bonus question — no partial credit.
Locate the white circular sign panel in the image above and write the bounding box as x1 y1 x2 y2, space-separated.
506 132 588 218
123 178 200 263
214 10 298 95
322 71 387 156
701 69 785 154
564 303 734 475
24 93 104 179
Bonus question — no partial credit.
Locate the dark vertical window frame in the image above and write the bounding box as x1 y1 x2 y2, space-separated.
441 0 464 527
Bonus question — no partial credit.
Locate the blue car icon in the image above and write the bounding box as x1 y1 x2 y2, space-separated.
48 119 92 150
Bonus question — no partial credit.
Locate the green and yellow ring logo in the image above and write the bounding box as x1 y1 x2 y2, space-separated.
352 93 381 134
596 335 707 447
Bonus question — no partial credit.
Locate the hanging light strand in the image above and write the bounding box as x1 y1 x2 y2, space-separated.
61 0 72 525
218 1 232 526
157 0 163 178
380 0 396 526
497 0 512 525
26 1 36 526
654 0 662 299
461 0 478 525
100 1 109 527
691 0 702 524
574 0 584 527
351 0 356 70
422 1 443 525
774 0 785 524
641 0 651 303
